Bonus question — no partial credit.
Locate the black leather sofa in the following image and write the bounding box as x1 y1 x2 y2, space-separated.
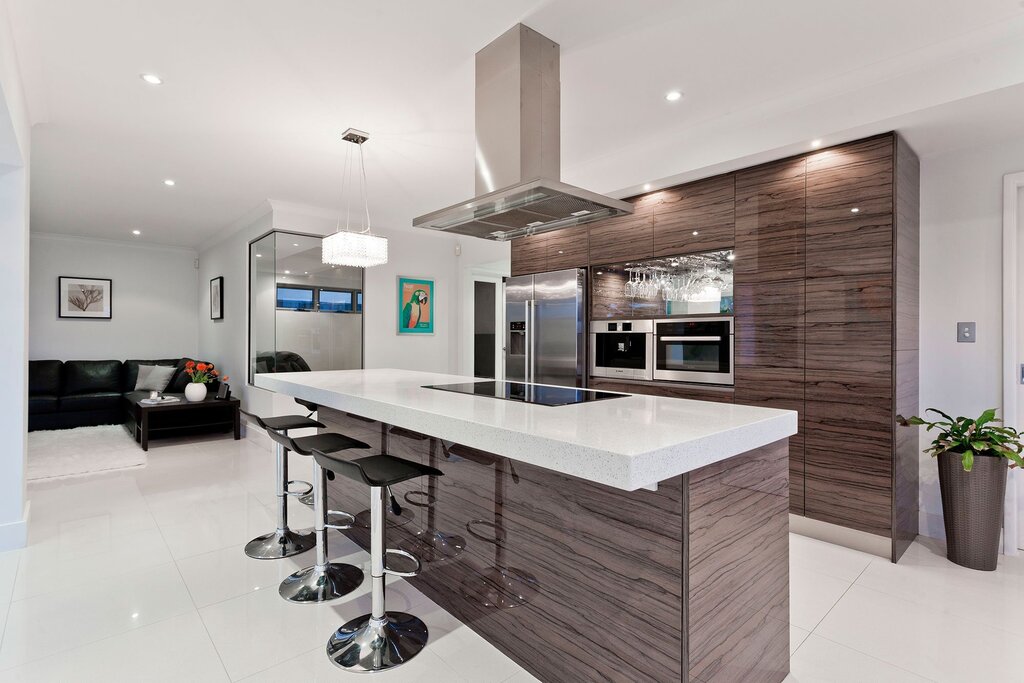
28 358 219 431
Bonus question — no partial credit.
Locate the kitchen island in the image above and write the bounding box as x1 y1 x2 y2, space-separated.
255 369 797 682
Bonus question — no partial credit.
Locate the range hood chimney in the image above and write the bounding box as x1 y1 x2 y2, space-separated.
413 24 632 240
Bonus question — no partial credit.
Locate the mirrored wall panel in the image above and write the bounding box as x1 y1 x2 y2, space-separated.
248 231 364 384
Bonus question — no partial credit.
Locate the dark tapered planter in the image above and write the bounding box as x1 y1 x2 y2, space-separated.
938 450 1008 570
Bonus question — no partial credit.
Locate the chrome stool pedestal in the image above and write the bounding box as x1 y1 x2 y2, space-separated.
313 449 442 673
241 408 323 560
279 456 363 603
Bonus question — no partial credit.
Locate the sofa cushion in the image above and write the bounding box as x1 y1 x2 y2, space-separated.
134 364 177 391
29 360 63 396
64 360 123 395
29 395 59 414
123 359 180 392
60 392 123 412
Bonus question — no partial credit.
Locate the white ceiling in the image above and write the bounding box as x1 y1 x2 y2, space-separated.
10 0 1024 247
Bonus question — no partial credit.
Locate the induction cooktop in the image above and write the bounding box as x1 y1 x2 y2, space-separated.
424 381 626 407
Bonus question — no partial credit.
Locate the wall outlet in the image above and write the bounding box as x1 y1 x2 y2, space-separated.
957 322 976 343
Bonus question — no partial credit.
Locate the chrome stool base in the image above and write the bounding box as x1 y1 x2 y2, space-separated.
244 528 315 560
279 562 363 603
326 612 428 672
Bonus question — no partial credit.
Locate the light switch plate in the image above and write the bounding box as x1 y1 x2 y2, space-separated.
957 322 976 343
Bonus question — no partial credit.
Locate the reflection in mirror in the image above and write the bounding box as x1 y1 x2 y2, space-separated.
249 231 364 384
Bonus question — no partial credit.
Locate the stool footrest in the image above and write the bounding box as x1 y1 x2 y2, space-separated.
285 480 314 497
325 510 356 531
383 548 421 577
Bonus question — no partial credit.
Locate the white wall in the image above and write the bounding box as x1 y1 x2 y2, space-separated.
29 234 199 360
0 0 31 550
197 201 509 417
918 135 1024 538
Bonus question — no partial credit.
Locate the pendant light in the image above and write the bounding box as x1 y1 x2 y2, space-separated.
322 128 389 268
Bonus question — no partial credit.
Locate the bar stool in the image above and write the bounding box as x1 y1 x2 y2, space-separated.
264 429 371 603
313 448 442 672
240 404 325 559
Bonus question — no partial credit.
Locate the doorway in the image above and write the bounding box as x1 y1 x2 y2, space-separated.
473 279 502 379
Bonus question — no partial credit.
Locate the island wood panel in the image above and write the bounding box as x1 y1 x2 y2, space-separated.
588 196 656 264
318 408 789 683
653 174 736 257
735 157 806 283
588 377 735 403
545 224 589 271
685 438 789 682
510 233 549 276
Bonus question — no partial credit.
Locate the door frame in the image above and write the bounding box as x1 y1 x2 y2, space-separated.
462 274 504 380
1001 171 1024 554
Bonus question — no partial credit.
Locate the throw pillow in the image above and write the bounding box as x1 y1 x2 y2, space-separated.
134 364 176 392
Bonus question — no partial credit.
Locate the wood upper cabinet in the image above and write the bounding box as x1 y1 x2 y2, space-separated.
735 157 806 283
653 174 735 256
588 196 655 265
510 233 549 276
546 225 589 271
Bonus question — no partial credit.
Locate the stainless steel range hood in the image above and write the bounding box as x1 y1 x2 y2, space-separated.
413 24 632 241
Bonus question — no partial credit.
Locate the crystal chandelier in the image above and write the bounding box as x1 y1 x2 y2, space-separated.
322 128 389 268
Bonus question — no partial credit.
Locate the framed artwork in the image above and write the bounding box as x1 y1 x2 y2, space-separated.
210 276 224 320
58 276 112 319
397 276 434 334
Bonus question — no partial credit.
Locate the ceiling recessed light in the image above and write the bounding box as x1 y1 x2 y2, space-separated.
140 74 162 85
284 270 290 274
850 207 860 213
304 271 308 275
810 139 822 149
643 183 652 191
292 243 299 247
256 253 262 258
665 90 683 102
163 179 175 186
131 229 141 235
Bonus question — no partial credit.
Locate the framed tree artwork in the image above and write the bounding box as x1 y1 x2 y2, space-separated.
210 276 224 320
58 276 112 319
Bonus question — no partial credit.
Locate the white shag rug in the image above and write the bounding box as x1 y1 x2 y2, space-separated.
27 424 146 482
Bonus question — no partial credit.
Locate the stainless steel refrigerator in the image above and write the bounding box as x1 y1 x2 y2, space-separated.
504 268 586 388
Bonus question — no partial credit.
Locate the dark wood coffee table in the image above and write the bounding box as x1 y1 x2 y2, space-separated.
124 392 240 451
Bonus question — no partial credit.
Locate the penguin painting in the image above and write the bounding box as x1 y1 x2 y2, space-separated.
402 288 429 329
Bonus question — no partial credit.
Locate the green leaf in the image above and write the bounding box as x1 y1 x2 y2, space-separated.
970 441 990 451
961 450 974 472
976 408 997 427
926 408 956 423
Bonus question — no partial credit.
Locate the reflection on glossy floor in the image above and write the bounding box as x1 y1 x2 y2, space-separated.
0 430 1021 682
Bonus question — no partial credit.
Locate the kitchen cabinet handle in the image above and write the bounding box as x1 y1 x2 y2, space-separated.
659 336 722 342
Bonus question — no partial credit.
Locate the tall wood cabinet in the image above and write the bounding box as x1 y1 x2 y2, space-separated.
508 132 920 562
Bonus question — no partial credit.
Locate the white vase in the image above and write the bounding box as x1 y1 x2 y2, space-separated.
185 382 208 402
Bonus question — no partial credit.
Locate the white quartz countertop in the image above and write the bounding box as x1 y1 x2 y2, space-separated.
254 369 797 491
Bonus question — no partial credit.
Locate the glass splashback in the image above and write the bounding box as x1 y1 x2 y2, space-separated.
591 249 734 319
248 231 364 384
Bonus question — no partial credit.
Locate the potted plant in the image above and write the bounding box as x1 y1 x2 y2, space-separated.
183 360 223 402
898 408 1023 570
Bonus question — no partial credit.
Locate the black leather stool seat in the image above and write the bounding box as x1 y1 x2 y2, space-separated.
259 415 325 431
313 452 442 487
289 432 371 456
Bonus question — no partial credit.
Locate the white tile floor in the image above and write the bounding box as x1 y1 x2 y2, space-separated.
1 430 1022 682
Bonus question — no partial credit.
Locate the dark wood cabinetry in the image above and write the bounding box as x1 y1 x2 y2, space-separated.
510 226 589 276
509 132 920 562
510 233 548 276
653 174 735 256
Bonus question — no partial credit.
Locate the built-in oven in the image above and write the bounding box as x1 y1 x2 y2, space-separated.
653 317 734 385
590 319 654 381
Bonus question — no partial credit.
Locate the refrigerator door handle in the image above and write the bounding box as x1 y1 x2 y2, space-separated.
526 299 534 383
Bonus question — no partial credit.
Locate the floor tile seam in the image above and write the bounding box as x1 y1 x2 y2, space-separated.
796 632 941 683
143 482 235 683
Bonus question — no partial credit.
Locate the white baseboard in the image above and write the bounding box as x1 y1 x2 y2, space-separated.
0 500 30 551
790 514 891 560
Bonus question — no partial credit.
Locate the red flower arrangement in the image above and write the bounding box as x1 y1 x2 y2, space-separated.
184 360 228 385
